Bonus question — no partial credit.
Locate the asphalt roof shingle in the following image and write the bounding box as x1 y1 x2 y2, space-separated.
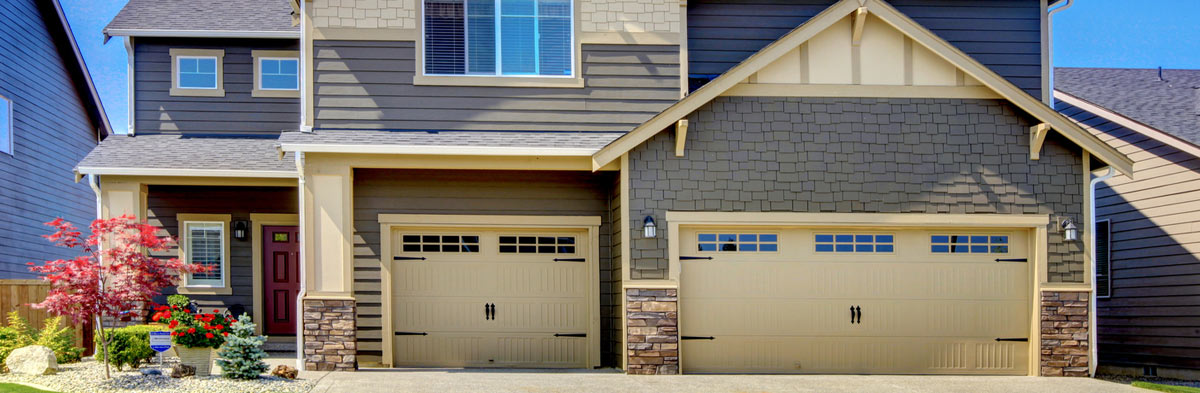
1055 68 1200 146
104 0 298 35
278 130 626 150
77 133 294 173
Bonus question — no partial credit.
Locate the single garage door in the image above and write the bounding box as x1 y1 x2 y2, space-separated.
390 227 590 368
680 226 1031 374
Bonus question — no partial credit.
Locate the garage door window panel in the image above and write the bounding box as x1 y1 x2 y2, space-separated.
401 234 481 253
499 235 576 254
930 235 1009 254
814 234 894 253
697 233 778 252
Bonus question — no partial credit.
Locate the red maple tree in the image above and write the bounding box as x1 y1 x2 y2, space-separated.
29 215 209 378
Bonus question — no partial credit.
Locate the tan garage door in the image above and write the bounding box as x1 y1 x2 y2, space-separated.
680 226 1031 374
390 228 589 368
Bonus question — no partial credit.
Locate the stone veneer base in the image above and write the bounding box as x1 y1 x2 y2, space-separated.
626 288 679 375
303 299 357 371
1040 291 1090 377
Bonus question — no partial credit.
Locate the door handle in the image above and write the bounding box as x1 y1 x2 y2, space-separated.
484 303 493 320
850 306 862 324
855 306 861 324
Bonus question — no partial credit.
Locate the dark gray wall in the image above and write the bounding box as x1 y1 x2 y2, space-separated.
1059 99 1200 371
313 41 680 132
628 97 1085 282
134 37 300 134
146 186 297 312
0 0 99 278
687 0 1044 98
351 169 620 366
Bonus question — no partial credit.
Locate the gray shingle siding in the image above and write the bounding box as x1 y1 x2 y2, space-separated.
0 0 100 278
687 0 1044 98
627 97 1085 282
134 37 300 134
313 41 680 132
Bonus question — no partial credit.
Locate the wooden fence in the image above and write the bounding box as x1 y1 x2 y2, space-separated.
0 279 93 354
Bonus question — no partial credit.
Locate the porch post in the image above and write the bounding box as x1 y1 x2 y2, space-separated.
300 157 357 371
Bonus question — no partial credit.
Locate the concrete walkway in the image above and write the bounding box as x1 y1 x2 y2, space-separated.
306 369 1146 393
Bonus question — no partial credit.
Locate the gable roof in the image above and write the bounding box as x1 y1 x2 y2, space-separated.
1056 68 1200 148
104 0 299 39
1055 89 1200 163
590 0 1134 178
39 0 111 140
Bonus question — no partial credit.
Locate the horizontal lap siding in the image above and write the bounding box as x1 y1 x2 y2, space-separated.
687 0 1043 98
351 169 618 366
0 0 98 278
145 186 297 315
134 37 300 134
1060 100 1200 371
313 41 680 132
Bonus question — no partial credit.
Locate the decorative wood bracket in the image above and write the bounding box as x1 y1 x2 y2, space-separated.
852 7 868 45
1030 123 1050 160
675 119 689 157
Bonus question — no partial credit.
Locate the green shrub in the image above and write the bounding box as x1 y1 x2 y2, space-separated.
0 311 84 368
97 324 168 370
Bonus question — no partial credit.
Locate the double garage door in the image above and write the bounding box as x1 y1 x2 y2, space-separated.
679 226 1032 375
390 227 590 368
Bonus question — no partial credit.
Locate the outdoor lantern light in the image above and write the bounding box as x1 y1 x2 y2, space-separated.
1061 218 1079 242
233 220 249 241
643 216 657 238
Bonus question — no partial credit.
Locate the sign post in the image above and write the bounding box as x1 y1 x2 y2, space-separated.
149 331 172 366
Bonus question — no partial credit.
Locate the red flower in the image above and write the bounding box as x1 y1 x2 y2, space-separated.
168 320 179 329
205 332 214 339
152 314 161 322
188 327 196 334
215 324 223 330
212 309 219 313
223 332 229 337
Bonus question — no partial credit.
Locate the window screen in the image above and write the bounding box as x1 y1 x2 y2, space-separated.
424 0 572 76
186 222 224 285
1096 220 1112 297
177 57 218 89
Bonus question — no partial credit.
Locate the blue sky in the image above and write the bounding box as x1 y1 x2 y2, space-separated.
62 0 1200 135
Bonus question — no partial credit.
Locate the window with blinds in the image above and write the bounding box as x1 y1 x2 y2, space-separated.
424 0 572 76
1096 220 1112 298
185 222 225 287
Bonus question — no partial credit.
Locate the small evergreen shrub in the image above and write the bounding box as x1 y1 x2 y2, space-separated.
97 324 167 370
216 314 268 379
0 311 84 367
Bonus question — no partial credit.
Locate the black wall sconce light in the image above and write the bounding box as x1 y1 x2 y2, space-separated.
643 216 657 238
232 220 249 241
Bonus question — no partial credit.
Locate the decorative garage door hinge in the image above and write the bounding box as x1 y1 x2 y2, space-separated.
681 336 715 340
394 331 428 336
679 256 714 260
994 258 1028 263
394 256 427 261
553 258 586 262
553 333 587 337
994 338 1028 342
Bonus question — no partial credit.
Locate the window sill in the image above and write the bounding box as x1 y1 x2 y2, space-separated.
177 286 233 296
170 88 226 98
252 88 300 98
414 74 584 88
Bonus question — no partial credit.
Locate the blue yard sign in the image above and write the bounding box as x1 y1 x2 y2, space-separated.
149 331 172 353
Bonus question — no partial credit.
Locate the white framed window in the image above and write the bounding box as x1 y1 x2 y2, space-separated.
258 58 299 90
169 49 225 97
815 234 894 253
0 95 11 155
697 233 779 252
184 221 226 287
929 235 1009 254
423 0 573 77
1096 220 1112 298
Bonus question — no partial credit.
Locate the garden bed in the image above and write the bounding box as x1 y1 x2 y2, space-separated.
0 357 314 393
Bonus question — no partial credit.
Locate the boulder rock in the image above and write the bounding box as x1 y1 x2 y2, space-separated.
170 364 195 378
7 345 57 375
271 364 298 379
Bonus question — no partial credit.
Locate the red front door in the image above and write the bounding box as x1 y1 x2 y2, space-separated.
263 226 300 335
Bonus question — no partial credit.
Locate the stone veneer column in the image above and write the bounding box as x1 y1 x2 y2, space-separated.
1040 291 1090 377
626 288 679 375
303 299 357 371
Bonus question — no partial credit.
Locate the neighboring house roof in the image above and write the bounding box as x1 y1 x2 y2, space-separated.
589 0 1134 178
40 0 111 140
279 130 626 156
1055 68 1200 148
104 0 299 39
76 134 295 178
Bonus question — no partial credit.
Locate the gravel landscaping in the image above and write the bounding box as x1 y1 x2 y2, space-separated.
0 357 316 393
1098 374 1200 390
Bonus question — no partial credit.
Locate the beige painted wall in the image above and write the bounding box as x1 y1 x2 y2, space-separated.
310 0 680 35
311 0 417 29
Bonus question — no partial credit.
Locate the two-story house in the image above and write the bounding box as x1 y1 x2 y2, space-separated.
81 0 1133 377
1 0 110 278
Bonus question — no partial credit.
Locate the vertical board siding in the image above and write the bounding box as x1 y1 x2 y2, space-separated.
313 41 680 132
0 280 92 353
1059 99 1200 371
0 0 99 278
134 37 300 134
687 0 1043 97
145 186 297 313
351 169 618 366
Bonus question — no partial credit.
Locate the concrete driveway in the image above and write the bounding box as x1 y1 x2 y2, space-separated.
305 369 1145 393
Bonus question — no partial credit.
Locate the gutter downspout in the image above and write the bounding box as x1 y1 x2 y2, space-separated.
1089 166 1115 377
1046 0 1073 99
295 151 307 369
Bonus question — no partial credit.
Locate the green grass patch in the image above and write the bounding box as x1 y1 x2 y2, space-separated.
0 382 58 393
1134 381 1200 393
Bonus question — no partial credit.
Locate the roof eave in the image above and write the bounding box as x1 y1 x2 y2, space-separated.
103 29 300 39
75 166 298 178
279 143 600 157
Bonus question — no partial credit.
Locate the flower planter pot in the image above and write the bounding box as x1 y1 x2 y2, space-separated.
174 346 214 376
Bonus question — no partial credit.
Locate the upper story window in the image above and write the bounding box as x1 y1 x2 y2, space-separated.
252 50 301 98
0 95 11 155
169 49 225 97
423 0 573 77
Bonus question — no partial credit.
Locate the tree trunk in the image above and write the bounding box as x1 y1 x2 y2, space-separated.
95 314 111 379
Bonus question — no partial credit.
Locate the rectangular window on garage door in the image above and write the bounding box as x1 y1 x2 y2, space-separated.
400 234 481 253
929 234 1010 254
696 233 779 252
498 234 577 254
